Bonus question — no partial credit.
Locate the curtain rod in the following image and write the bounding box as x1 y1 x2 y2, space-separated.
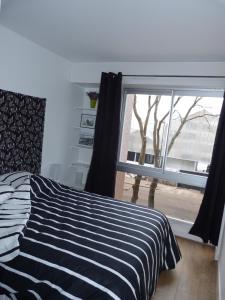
123 74 225 79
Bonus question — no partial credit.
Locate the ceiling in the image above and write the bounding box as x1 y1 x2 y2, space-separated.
0 0 225 62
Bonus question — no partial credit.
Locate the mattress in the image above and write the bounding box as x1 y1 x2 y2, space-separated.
0 174 181 300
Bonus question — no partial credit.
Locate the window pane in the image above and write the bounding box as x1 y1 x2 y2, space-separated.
166 96 223 174
115 171 204 222
119 93 172 169
117 90 223 223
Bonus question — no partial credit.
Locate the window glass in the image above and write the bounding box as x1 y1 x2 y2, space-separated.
120 93 172 169
166 96 223 174
116 90 223 222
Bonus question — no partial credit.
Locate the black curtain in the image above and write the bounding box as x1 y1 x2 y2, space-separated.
190 92 225 245
85 72 122 197
0 89 46 175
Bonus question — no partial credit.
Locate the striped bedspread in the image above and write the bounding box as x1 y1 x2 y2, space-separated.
0 175 181 300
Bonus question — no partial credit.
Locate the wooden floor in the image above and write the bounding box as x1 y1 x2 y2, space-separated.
152 237 217 300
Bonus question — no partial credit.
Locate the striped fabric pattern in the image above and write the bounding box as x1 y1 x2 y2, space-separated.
0 175 181 300
0 172 31 263
0 184 14 204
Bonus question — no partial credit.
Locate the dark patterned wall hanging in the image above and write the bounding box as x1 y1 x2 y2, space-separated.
0 89 46 175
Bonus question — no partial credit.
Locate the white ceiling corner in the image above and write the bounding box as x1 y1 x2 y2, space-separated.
0 0 224 63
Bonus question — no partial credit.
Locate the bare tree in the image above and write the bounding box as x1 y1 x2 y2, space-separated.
131 95 218 208
131 94 156 202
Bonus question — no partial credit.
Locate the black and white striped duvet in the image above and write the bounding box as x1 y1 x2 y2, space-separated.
0 175 181 300
0 172 31 262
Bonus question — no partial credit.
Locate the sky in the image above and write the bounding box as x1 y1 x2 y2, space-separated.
129 94 223 132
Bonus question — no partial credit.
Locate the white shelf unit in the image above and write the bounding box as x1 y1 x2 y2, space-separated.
71 161 90 167
72 126 95 130
63 163 88 191
74 107 97 111
71 91 98 189
71 144 93 150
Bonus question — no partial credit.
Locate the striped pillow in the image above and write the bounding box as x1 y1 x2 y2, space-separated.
0 171 31 188
0 172 31 262
0 183 14 204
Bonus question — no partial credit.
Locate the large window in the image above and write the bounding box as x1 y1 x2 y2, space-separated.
116 89 223 222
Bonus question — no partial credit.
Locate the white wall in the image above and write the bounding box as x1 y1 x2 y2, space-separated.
0 24 80 176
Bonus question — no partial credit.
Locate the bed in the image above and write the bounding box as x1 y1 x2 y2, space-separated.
0 172 181 300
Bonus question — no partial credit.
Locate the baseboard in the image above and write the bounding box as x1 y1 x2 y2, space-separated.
168 216 203 243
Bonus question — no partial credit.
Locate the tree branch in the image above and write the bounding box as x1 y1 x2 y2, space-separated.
133 94 144 139
186 113 219 122
168 96 203 153
173 110 183 123
158 97 182 126
143 96 157 134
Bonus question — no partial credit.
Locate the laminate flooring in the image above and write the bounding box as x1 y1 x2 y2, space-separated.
152 237 217 300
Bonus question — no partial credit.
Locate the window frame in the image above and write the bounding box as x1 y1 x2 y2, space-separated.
117 87 223 189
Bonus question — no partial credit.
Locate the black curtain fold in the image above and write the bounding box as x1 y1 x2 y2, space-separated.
189 92 225 245
85 72 122 197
